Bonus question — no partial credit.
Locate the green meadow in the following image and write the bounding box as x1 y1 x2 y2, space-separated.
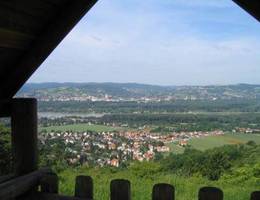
189 133 260 151
39 123 123 132
167 133 260 153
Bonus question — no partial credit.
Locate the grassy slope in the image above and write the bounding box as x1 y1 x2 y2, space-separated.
189 133 260 151
39 123 122 132
167 133 260 153
59 166 257 200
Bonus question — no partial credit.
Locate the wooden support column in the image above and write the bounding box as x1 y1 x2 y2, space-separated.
152 183 175 200
11 98 38 176
75 176 93 199
199 187 223 200
40 172 59 194
0 99 11 117
251 191 260 200
110 179 131 200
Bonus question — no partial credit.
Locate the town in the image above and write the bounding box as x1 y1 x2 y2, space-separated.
39 129 224 167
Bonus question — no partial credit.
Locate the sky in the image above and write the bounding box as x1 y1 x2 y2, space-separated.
28 0 260 86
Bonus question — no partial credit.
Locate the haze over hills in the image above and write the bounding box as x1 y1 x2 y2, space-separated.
18 82 260 101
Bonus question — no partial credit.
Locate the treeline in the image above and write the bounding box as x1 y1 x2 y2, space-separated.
39 112 260 132
100 113 260 131
0 124 11 175
161 141 260 181
38 99 260 113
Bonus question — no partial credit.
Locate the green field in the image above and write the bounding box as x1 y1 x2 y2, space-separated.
189 133 260 151
58 164 258 200
167 133 260 153
39 123 123 132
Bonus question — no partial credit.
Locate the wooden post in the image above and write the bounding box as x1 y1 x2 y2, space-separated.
110 179 131 200
0 99 11 117
199 187 223 200
74 175 93 199
152 183 175 200
40 172 59 194
11 98 38 176
251 191 260 200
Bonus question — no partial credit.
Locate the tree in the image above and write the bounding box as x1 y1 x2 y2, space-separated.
0 124 12 175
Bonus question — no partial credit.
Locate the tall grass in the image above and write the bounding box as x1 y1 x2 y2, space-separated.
59 166 257 200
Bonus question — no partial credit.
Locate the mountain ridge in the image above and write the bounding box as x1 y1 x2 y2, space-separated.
18 82 260 100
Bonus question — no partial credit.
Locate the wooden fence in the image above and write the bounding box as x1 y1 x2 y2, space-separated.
1 170 258 200
38 173 260 200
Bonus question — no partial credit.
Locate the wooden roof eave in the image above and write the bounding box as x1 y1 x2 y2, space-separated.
233 0 260 22
0 0 98 99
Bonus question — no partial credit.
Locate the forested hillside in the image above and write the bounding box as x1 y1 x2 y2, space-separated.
18 83 260 100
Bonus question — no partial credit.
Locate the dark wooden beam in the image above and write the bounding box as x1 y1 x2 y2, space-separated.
0 169 51 200
40 172 59 194
152 183 175 200
27 192 93 200
0 99 11 117
11 98 38 176
0 0 98 99
233 0 260 22
74 176 93 199
110 179 131 200
0 28 35 49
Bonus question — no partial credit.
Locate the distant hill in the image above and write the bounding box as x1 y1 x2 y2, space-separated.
18 82 260 100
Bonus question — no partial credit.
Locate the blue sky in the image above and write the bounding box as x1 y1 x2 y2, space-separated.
28 0 260 85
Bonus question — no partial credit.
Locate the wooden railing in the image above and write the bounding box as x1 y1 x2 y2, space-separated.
1 169 259 200
39 173 260 200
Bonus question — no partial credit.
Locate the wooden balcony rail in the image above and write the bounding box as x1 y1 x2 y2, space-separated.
0 168 51 200
0 170 259 200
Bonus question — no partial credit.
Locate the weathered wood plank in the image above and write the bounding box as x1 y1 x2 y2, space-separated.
110 179 131 200
199 187 223 200
11 98 38 176
0 174 14 184
152 183 175 200
0 0 98 99
0 6 46 35
0 0 57 20
0 47 23 70
0 99 11 117
40 172 59 194
27 192 93 200
41 0 68 7
0 169 51 200
74 176 93 199
0 28 35 49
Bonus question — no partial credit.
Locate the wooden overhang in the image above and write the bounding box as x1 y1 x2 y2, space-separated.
0 0 259 100
233 0 260 22
0 0 97 99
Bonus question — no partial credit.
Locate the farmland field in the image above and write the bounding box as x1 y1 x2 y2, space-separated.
39 123 123 132
167 133 260 152
189 133 260 150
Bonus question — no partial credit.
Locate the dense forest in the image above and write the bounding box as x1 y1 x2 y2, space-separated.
38 99 260 113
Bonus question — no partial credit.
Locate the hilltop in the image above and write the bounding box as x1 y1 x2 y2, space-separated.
18 82 260 101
